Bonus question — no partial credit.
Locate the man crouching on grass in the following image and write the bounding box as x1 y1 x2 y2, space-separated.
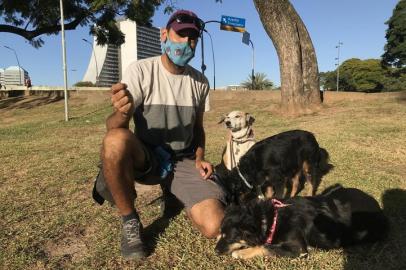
92 10 225 259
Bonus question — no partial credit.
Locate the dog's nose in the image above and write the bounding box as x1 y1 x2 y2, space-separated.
225 120 231 126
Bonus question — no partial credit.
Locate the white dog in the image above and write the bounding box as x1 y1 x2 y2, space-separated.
218 111 256 170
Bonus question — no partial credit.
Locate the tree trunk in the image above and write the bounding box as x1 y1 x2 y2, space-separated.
253 0 321 115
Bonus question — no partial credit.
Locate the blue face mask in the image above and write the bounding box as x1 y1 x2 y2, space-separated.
161 37 195 67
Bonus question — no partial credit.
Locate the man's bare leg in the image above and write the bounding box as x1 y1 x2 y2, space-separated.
188 199 224 238
101 128 148 259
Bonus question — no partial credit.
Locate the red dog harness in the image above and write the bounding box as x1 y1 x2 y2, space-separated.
265 199 291 244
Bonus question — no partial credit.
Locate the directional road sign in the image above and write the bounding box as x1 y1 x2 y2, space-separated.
220 15 246 33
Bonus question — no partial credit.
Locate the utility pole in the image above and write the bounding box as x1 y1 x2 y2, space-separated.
60 0 69 121
335 41 343 92
82 38 99 86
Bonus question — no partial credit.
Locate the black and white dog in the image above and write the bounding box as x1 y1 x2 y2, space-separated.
215 184 389 259
214 130 333 203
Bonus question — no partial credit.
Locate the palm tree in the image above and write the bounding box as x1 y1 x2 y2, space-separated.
241 72 274 90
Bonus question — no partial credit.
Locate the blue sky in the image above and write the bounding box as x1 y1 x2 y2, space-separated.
0 0 399 88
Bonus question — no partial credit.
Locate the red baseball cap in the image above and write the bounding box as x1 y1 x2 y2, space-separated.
166 10 203 35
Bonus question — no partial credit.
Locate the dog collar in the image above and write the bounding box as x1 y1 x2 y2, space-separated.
236 165 253 189
235 166 265 199
232 137 256 144
265 199 290 245
232 127 254 142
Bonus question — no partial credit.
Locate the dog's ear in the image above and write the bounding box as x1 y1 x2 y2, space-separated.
246 113 255 126
218 115 226 124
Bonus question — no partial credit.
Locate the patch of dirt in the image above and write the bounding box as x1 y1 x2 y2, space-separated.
41 224 99 269
44 227 89 263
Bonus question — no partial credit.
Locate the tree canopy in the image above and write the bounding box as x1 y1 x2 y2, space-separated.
0 0 166 47
322 0 406 92
320 58 406 92
382 0 406 67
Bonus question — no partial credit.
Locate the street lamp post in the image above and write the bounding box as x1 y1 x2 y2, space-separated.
201 20 253 90
335 41 343 92
242 31 255 90
200 20 221 80
249 40 255 90
82 38 99 86
60 0 69 121
4 46 22 85
203 30 216 90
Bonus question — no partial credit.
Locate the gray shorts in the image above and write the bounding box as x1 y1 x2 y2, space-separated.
94 146 226 210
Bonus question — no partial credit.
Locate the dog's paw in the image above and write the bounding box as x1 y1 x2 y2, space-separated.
231 246 266 260
231 250 246 259
299 252 308 259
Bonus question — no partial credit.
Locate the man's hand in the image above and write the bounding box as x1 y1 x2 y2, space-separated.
111 83 135 117
196 159 213 180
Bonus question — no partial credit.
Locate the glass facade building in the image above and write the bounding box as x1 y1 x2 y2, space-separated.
83 20 162 87
136 26 162 60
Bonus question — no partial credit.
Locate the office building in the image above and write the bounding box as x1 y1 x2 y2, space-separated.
0 66 29 86
0 68 4 86
82 19 162 86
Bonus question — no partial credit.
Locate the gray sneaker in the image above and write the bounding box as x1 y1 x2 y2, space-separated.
121 218 147 259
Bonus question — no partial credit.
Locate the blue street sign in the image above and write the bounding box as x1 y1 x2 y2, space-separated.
220 15 246 33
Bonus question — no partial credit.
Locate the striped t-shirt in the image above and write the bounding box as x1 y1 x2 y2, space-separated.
122 56 210 153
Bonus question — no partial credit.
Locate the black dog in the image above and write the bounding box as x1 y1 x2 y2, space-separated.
214 129 333 203
215 184 389 259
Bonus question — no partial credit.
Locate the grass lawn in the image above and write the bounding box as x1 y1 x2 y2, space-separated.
0 90 405 269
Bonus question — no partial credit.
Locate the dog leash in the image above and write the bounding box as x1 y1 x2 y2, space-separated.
229 140 237 169
236 165 253 189
265 199 291 245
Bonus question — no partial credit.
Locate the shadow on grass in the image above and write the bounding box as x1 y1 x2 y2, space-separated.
0 95 63 110
395 91 406 103
344 189 406 270
69 105 110 120
142 195 184 255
